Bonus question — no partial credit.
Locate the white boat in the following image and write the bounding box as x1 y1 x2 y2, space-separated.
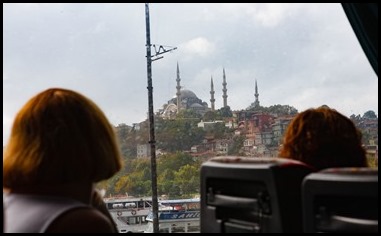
104 196 153 233
145 198 201 233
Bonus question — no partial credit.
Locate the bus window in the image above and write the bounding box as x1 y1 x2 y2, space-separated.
3 3 377 233
125 202 136 208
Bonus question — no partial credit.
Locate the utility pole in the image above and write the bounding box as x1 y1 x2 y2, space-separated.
145 3 176 233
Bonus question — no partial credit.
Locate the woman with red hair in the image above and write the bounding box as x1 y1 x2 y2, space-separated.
3 88 123 233
279 105 368 171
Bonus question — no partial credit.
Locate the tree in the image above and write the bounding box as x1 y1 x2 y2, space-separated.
173 165 200 197
156 119 205 152
176 109 202 119
157 152 195 173
218 106 233 118
205 122 231 139
266 104 298 116
158 169 177 197
350 114 362 125
203 111 217 121
228 135 245 155
363 110 377 119
114 175 130 194
246 104 298 116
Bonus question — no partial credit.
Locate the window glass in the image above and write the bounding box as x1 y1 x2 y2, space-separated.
3 2 377 201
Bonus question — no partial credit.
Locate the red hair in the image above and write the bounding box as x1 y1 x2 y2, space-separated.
279 106 367 170
3 88 123 188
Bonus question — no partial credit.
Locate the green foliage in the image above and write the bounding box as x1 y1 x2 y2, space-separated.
157 152 201 198
114 175 129 194
98 171 130 196
361 131 372 145
366 154 378 169
247 104 298 116
367 154 378 169
156 119 205 152
176 109 202 119
115 122 150 160
203 111 218 121
350 114 362 123
108 101 377 199
174 165 200 196
228 135 245 155
157 169 176 196
204 122 231 139
131 158 151 176
350 111 378 145
217 106 233 118
157 152 195 173
363 110 377 119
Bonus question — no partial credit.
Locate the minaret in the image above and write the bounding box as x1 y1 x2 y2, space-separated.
176 62 181 112
254 79 260 108
210 76 215 111
222 68 228 108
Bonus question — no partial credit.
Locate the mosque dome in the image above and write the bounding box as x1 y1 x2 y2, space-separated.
172 89 198 100
190 103 204 108
159 64 212 118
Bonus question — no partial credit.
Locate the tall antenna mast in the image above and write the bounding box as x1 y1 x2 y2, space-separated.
145 3 176 233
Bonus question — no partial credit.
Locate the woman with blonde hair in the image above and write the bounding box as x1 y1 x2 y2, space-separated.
3 88 123 233
279 105 368 171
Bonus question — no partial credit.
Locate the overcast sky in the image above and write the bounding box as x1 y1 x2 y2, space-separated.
3 3 378 145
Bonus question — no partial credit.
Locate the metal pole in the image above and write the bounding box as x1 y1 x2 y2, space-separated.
144 2 159 233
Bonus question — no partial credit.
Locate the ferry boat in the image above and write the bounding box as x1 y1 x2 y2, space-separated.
104 196 153 233
145 198 201 233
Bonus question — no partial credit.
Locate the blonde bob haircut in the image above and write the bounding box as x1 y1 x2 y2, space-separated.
3 88 123 188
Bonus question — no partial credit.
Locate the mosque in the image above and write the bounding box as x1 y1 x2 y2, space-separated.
157 63 260 119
